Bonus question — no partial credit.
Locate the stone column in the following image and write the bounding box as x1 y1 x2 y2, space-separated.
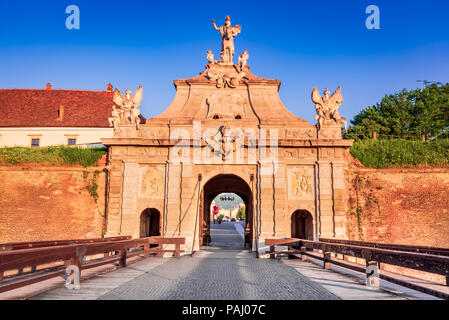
331 160 347 239
105 161 124 237
257 163 275 256
317 160 334 238
120 161 139 237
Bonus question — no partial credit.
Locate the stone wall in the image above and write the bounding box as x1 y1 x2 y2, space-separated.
1 161 448 252
344 166 449 248
0 165 106 243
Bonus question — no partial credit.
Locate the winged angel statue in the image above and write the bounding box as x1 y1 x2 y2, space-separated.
311 86 347 130
109 86 143 129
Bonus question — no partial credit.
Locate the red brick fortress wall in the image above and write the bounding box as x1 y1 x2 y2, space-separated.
345 167 449 248
0 166 106 243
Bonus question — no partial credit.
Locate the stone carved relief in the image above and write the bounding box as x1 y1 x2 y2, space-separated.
138 127 167 139
205 64 246 88
319 148 335 159
288 167 314 200
311 86 347 130
110 86 143 130
132 147 168 157
284 148 317 159
285 128 316 139
318 127 342 139
139 167 164 199
206 93 247 119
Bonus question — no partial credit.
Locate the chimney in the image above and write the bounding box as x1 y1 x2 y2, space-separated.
57 106 64 121
107 83 113 92
46 83 52 90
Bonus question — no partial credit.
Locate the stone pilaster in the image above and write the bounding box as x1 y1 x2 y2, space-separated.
120 161 138 237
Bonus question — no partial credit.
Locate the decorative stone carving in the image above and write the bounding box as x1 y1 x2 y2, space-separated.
201 126 243 161
285 128 315 139
311 86 347 130
238 50 249 70
206 93 246 119
140 167 164 198
292 169 313 198
285 149 298 158
111 86 143 129
318 126 343 139
211 16 241 64
205 64 246 88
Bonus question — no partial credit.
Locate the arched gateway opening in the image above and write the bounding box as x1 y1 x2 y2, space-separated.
140 208 161 238
200 174 253 249
291 210 313 240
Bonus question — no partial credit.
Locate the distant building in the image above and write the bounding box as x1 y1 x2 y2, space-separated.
0 83 144 147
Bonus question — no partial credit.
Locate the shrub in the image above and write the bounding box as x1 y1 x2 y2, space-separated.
350 139 449 168
0 146 106 167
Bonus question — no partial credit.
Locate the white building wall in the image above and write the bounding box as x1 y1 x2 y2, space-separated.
0 127 113 147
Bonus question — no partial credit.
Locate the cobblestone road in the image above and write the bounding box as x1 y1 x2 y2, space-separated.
99 223 339 300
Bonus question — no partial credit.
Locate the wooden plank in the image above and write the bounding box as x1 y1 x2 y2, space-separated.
265 238 301 246
320 238 449 256
0 236 131 251
0 269 66 294
300 240 449 277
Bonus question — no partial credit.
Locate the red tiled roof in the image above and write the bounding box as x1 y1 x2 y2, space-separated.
0 89 116 128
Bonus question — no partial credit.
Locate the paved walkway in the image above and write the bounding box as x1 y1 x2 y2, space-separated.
28 223 432 300
209 221 245 248
99 223 338 300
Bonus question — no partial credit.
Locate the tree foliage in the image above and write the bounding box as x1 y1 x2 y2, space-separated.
236 206 246 221
344 83 449 140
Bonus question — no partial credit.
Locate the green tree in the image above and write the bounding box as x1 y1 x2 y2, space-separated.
236 206 246 221
344 83 449 140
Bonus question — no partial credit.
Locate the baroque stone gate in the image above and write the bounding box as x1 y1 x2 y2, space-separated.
102 16 353 256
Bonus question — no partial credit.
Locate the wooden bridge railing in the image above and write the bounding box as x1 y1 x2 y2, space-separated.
265 238 449 300
0 236 185 294
319 238 449 257
0 236 131 251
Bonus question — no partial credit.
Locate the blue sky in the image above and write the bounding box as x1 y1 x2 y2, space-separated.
1 0 448 124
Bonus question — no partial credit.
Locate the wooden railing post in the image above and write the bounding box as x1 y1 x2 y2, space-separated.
323 252 331 269
300 246 307 261
143 243 150 257
119 244 128 267
270 245 275 259
366 261 380 288
175 243 180 257
72 245 86 271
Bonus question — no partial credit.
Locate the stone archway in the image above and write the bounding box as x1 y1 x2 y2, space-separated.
291 210 313 240
200 174 253 248
140 208 161 238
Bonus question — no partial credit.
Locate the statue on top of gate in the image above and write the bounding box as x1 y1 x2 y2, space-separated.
110 86 143 129
211 16 241 65
311 86 347 130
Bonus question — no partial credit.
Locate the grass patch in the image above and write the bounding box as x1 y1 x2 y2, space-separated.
350 139 449 168
0 146 106 167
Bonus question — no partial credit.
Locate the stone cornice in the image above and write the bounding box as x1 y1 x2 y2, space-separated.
102 137 354 148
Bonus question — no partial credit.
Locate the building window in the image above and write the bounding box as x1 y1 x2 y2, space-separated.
31 138 40 147
68 138 77 145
